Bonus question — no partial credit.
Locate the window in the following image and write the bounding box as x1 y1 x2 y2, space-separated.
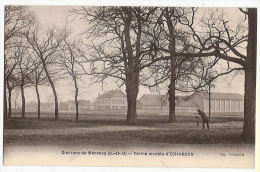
234 101 238 112
230 100 235 112
215 99 220 112
220 100 225 111
225 100 230 112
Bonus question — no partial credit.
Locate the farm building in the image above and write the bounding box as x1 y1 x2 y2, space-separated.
59 100 92 112
26 99 93 113
188 92 244 113
78 100 93 111
137 92 244 115
93 89 127 111
137 94 197 114
26 102 55 112
137 94 166 111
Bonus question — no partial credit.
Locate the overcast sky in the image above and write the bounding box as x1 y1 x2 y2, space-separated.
18 6 246 103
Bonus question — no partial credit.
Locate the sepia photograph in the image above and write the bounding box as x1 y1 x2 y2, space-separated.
1 1 258 170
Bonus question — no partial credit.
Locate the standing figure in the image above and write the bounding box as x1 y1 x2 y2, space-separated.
198 110 209 130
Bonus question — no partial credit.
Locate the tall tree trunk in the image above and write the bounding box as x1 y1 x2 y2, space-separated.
165 8 177 123
126 74 139 124
4 79 8 121
42 60 59 120
49 78 58 121
168 52 176 123
123 9 139 124
7 81 12 118
209 84 211 121
168 55 177 122
242 8 256 143
35 82 41 120
168 76 176 122
73 77 79 122
20 82 25 118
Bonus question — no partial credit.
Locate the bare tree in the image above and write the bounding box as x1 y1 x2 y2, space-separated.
73 7 256 140
4 36 36 118
242 8 256 142
4 53 18 118
25 27 70 120
11 89 20 110
143 7 249 130
72 7 159 124
14 38 37 118
4 6 35 120
32 61 47 120
72 7 221 124
140 8 224 122
164 8 178 122
177 8 256 142
6 74 19 118
58 39 85 122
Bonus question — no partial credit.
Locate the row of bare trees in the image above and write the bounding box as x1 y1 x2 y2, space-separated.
4 6 256 143
71 7 256 142
4 6 85 122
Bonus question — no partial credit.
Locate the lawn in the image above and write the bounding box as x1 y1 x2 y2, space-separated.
3 113 255 167
4 112 248 149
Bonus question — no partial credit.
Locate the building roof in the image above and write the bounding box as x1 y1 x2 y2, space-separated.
139 94 164 106
139 94 198 107
192 92 244 100
97 89 126 98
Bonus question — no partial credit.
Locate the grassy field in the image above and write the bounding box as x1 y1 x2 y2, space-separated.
4 112 256 168
4 112 249 149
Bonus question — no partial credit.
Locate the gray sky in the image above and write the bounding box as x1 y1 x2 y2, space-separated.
20 6 245 104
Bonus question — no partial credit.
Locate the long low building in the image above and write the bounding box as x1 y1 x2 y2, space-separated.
137 92 244 115
189 92 244 113
26 100 92 113
137 94 198 114
59 100 92 112
26 102 55 112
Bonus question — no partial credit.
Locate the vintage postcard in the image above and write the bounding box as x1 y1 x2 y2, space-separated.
1 0 259 171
